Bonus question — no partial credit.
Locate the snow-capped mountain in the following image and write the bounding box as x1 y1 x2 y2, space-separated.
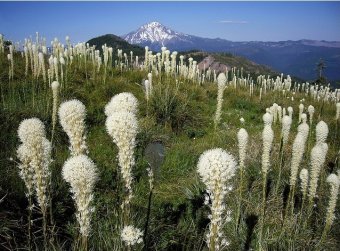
120 21 340 81
123 21 193 48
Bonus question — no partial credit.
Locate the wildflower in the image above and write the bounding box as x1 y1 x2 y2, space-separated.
214 73 227 128
324 174 339 228
105 111 138 204
299 168 309 197
197 148 237 250
315 121 328 145
308 105 315 125
18 118 46 143
308 143 328 200
121 225 143 246
336 103 340 120
261 126 274 175
62 154 98 237
287 106 293 119
237 128 248 169
59 99 88 156
104 92 138 116
281 115 292 147
298 103 304 123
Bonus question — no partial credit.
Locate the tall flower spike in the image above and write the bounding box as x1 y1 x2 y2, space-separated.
105 111 138 205
287 106 293 119
59 99 88 156
298 103 304 123
281 115 292 147
17 118 52 250
214 73 227 128
308 105 315 125
300 113 307 124
308 143 328 200
197 148 237 251
31 138 52 211
315 121 328 145
263 112 273 126
17 144 35 196
104 92 138 117
289 133 306 187
62 154 98 237
261 125 274 175
336 103 340 120
322 173 340 237
299 168 309 197
51 81 60 143
297 122 309 143
237 128 248 169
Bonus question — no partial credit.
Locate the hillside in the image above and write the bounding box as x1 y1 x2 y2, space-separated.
87 34 281 79
0 45 339 251
87 34 144 59
181 51 278 77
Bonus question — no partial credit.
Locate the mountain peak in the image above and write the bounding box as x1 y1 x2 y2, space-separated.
123 21 187 45
141 21 164 29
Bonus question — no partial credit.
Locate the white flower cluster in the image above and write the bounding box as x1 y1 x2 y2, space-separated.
261 113 274 175
298 103 304 123
17 144 35 195
18 118 46 142
324 173 340 227
299 168 309 197
62 154 98 237
336 103 340 120
289 119 309 188
262 112 273 126
297 118 309 143
237 128 248 170
104 92 138 116
300 113 307 124
281 115 292 147
59 99 88 156
17 118 51 212
51 81 60 140
289 133 307 187
105 93 139 205
315 120 329 145
197 148 237 250
308 105 315 125
144 72 153 101
121 225 143 246
269 103 281 124
287 106 293 119
214 73 227 128
308 143 328 200
307 121 329 200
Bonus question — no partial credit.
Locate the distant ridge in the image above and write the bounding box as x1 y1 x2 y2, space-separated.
87 34 144 58
122 21 340 82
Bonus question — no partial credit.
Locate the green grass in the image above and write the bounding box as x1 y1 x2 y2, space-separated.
0 51 339 250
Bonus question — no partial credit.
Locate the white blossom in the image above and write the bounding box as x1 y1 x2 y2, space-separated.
104 92 138 117
59 99 88 156
121 225 143 246
237 128 248 169
62 154 98 237
197 148 237 250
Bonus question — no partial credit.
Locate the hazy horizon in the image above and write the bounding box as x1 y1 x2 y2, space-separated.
0 2 340 43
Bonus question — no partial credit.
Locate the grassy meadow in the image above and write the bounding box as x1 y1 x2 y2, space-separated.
0 44 339 251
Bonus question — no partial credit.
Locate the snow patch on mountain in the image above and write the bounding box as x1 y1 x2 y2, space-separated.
123 21 189 45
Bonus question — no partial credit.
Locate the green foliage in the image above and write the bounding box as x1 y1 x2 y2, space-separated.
0 51 339 251
87 34 144 61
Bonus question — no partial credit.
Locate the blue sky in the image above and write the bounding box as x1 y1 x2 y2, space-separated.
0 1 339 43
